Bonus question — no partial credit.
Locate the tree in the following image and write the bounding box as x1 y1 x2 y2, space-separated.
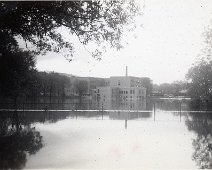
74 80 88 98
0 50 36 103
0 1 141 60
186 59 212 101
202 24 212 60
153 81 188 96
140 77 153 96
0 22 37 103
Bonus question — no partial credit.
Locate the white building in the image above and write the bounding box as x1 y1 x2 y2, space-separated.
92 67 147 102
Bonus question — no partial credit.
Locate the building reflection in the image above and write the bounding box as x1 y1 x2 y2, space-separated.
93 98 151 129
91 97 147 110
109 111 151 120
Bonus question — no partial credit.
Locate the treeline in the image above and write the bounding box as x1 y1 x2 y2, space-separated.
153 57 212 109
0 44 71 103
0 62 71 103
0 35 88 103
153 81 188 97
28 72 71 101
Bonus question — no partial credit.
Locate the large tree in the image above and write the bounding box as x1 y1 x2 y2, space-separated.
0 49 36 102
186 59 212 101
0 1 141 60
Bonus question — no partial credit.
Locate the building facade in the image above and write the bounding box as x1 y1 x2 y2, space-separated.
92 76 147 103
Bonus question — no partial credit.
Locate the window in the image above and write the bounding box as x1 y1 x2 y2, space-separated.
118 80 121 86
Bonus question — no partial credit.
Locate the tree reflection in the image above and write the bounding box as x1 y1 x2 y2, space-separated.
185 112 212 168
0 112 43 169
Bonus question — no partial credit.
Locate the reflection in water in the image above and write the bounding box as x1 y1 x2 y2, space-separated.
96 98 147 110
109 111 151 120
108 111 151 129
185 112 212 168
0 98 150 111
0 111 43 169
98 99 151 129
2 98 212 169
153 98 190 111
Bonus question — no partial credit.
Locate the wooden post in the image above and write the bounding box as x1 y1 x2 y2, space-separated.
75 103 78 111
125 119 127 129
153 103 155 122
179 101 181 122
23 103 25 112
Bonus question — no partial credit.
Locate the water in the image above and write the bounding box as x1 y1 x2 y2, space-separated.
0 98 212 169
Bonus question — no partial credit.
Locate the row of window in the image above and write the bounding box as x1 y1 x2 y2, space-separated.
121 96 144 99
119 90 135 94
117 80 143 86
96 89 145 96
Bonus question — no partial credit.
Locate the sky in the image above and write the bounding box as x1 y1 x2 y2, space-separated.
35 0 212 84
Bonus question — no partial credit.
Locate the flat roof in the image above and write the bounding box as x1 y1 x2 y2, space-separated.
110 76 141 79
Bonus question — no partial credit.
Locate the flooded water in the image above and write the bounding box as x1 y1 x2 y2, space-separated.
1 98 212 169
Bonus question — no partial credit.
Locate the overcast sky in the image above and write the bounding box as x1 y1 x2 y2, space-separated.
36 0 212 84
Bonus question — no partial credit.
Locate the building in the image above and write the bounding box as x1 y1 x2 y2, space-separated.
92 67 147 103
63 67 151 100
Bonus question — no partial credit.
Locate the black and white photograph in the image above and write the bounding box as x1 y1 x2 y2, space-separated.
1 0 212 169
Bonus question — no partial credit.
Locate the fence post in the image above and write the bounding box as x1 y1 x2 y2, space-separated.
153 102 155 121
179 101 181 122
75 103 78 111
125 119 127 129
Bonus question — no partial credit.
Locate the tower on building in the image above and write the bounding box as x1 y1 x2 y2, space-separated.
126 66 128 77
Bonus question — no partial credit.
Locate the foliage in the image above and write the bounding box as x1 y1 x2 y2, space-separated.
0 114 43 170
139 77 153 95
23 71 71 103
0 20 37 102
185 113 212 168
202 24 212 60
36 72 70 98
186 59 212 100
74 79 88 97
0 50 36 101
153 81 188 96
0 1 141 60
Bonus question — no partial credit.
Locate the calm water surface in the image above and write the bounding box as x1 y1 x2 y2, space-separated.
1 98 212 169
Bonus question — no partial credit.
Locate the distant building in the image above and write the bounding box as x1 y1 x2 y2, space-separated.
63 68 152 99
64 87 78 97
92 67 147 102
